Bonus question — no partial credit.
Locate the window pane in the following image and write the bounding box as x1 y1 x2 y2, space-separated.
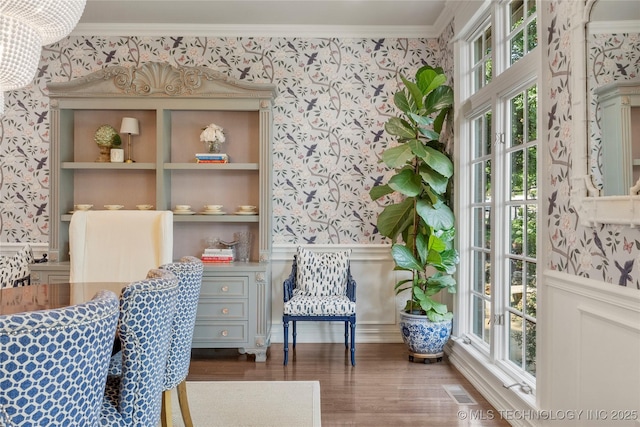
527 86 537 142
484 253 491 293
472 295 490 344
527 19 537 53
483 299 491 345
484 26 493 85
510 206 524 255
473 251 484 292
473 116 483 157
510 260 523 308
526 146 537 199
473 163 484 203
525 263 537 317
526 205 537 257
484 208 492 249
511 93 524 146
509 312 523 367
510 151 524 199
510 0 524 31
485 111 492 155
485 159 492 201
510 31 524 65
474 35 483 63
525 319 536 375
473 208 484 247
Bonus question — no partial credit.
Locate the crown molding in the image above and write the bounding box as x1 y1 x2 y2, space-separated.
72 23 438 38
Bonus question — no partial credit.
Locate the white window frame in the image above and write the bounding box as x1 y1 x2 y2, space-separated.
452 0 541 404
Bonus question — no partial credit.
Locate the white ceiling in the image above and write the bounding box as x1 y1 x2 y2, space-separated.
74 0 453 38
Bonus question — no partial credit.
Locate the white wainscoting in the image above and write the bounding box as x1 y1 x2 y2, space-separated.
538 270 640 427
0 243 48 258
270 244 405 343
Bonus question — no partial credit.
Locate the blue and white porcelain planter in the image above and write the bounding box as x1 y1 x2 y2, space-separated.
399 311 452 355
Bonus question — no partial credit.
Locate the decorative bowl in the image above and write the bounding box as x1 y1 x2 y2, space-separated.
74 204 93 211
136 204 153 210
175 205 191 211
204 204 223 211
104 204 124 210
238 205 257 211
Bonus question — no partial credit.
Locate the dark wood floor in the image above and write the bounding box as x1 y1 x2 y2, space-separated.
188 343 510 426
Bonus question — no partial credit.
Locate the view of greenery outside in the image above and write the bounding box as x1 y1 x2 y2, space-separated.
466 0 538 380
507 84 537 376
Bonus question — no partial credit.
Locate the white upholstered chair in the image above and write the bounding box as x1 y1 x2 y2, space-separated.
69 210 173 284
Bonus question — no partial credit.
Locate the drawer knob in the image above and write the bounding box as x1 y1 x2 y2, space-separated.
221 330 228 337
221 286 229 292
222 308 229 315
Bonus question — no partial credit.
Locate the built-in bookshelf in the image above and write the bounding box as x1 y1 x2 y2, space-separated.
33 62 276 361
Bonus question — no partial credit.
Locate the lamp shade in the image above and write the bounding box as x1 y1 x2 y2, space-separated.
120 117 140 135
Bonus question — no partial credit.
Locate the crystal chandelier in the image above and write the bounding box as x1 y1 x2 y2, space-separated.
0 0 86 114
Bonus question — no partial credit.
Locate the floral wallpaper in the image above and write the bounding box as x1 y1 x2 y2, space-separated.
587 31 640 187
546 0 640 289
0 28 453 245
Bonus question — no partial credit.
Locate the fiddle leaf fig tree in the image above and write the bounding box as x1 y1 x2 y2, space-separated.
370 65 458 322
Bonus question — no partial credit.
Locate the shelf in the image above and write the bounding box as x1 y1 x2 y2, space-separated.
62 213 260 222
62 162 156 170
165 163 259 170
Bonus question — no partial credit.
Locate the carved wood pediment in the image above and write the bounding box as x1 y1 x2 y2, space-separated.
47 62 276 99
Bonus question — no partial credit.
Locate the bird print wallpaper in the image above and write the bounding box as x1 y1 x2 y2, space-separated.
0 29 452 247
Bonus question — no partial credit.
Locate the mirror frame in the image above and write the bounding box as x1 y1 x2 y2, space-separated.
570 0 640 227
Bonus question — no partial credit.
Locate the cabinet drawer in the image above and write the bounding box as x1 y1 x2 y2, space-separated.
192 321 247 344
201 277 248 298
196 300 247 320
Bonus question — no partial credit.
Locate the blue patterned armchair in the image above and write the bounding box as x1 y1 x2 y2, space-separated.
158 256 203 427
0 290 119 426
100 269 178 427
283 247 357 366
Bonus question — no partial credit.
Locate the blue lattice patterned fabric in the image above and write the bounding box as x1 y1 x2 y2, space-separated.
295 247 351 297
0 290 119 426
100 269 178 427
107 256 203 390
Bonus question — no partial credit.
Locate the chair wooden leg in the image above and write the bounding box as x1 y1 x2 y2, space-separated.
283 320 289 365
344 321 349 348
161 389 173 427
350 320 356 366
292 321 297 348
176 380 194 427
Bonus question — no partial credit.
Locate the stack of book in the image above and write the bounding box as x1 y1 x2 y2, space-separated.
195 153 229 163
201 248 234 263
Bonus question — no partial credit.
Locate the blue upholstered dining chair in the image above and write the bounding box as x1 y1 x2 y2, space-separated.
0 290 120 426
158 256 203 427
100 269 179 427
283 247 357 366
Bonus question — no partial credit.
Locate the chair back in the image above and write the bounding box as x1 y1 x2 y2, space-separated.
0 290 119 426
101 269 178 426
0 244 35 288
69 210 173 283
159 256 204 389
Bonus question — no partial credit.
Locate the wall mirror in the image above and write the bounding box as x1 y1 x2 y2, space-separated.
571 0 640 226
587 0 640 196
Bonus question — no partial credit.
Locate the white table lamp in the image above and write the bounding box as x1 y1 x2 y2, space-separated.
120 117 139 163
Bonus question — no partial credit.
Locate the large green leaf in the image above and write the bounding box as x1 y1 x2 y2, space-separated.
424 85 454 115
385 117 415 140
418 127 440 141
381 144 414 168
391 244 423 271
423 146 453 178
377 198 414 240
416 199 455 230
400 75 424 110
369 184 394 201
428 233 446 253
418 164 448 195
409 112 434 128
407 139 426 158
416 232 428 265
394 91 412 114
416 68 447 96
389 169 421 197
